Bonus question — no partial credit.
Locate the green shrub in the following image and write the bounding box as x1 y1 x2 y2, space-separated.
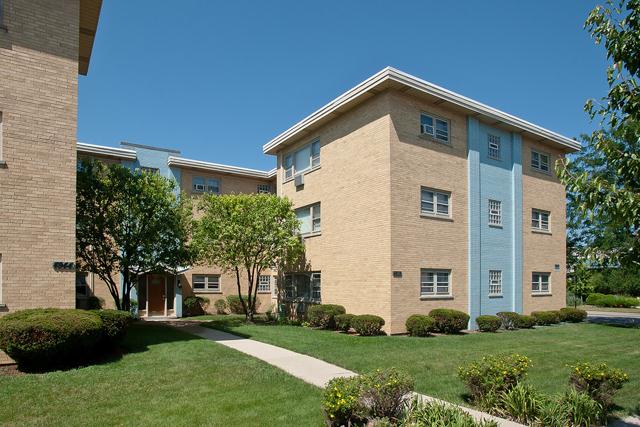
323 375 365 426
569 362 629 409
496 312 520 330
0 308 104 371
531 310 560 325
559 307 587 323
515 315 536 329
307 304 346 329
213 299 227 315
561 388 604 427
351 314 385 336
458 353 532 407
335 313 355 332
429 308 469 333
405 314 436 337
183 296 210 316
585 293 638 308
225 295 260 314
95 309 132 345
86 296 103 310
476 315 502 332
402 399 498 427
536 398 569 427
498 382 541 424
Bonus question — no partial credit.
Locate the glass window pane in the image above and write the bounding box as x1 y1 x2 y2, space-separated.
296 207 311 234
294 145 311 173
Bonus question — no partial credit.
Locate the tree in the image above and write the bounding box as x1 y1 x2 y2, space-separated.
557 0 640 268
192 193 304 321
76 160 193 311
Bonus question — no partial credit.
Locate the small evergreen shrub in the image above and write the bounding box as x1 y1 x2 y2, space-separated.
476 315 502 332
307 304 346 329
429 308 470 333
351 314 385 336
0 308 104 371
515 315 536 329
531 310 560 325
183 296 210 316
458 353 532 407
225 295 260 314
585 293 638 308
95 309 132 345
335 313 355 332
496 311 521 330
569 362 629 409
559 307 587 323
405 314 436 337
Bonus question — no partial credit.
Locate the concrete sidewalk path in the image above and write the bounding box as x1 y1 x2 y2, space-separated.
171 322 523 427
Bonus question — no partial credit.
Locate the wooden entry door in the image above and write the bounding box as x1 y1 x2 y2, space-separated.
147 275 165 314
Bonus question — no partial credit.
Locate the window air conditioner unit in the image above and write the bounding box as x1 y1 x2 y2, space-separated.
193 184 205 192
421 124 431 134
294 173 304 187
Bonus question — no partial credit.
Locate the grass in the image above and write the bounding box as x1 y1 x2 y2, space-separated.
197 315 640 416
577 304 640 313
0 322 323 426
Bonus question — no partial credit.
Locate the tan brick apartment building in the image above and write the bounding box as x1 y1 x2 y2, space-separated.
0 0 102 313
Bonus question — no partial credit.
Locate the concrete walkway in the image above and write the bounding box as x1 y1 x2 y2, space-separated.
173 323 523 427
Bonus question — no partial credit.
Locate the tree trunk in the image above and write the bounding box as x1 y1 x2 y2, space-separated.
121 270 131 312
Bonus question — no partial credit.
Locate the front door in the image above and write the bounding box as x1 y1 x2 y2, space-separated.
147 274 165 315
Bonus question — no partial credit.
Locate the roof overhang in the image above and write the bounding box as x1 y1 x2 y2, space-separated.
78 0 103 75
168 156 276 179
77 142 137 160
263 67 581 155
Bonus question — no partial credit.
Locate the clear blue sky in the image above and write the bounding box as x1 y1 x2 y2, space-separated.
78 0 607 170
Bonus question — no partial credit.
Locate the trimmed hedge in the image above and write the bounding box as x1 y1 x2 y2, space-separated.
476 315 501 332
428 309 469 334
351 314 385 336
335 313 355 332
307 304 346 329
531 310 561 326
515 315 536 329
559 307 588 323
95 309 132 344
496 311 521 330
213 299 228 315
585 293 638 308
405 314 436 337
183 296 210 316
0 308 104 371
226 295 260 314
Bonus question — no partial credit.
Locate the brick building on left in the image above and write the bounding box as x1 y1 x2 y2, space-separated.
0 0 103 313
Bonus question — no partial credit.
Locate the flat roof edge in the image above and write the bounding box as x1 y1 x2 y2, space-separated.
168 156 275 179
77 142 137 160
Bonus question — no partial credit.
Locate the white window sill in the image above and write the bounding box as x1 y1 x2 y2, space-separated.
257 291 271 294
531 229 552 235
420 295 454 300
283 165 321 184
301 231 321 239
488 294 503 298
420 213 453 222
419 133 451 146
489 223 503 229
193 290 222 294
530 167 552 176
488 156 502 162
531 292 552 297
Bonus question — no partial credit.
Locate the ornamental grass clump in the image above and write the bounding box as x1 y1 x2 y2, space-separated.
569 362 629 409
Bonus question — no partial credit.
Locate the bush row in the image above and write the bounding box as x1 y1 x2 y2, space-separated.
474 308 587 333
0 308 132 371
585 293 638 308
405 309 470 336
304 304 386 336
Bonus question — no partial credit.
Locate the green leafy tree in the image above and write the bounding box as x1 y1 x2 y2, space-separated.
76 160 193 311
558 0 640 268
192 193 304 321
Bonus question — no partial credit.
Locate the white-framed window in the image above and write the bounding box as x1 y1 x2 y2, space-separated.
311 272 321 300
283 139 320 180
421 188 450 217
258 275 271 293
192 176 220 194
283 272 321 302
532 272 550 295
488 134 501 159
257 183 271 194
531 209 550 231
420 269 451 297
75 272 91 296
420 113 449 143
296 202 321 235
140 167 159 175
531 150 550 172
488 199 502 226
489 270 502 296
192 274 220 292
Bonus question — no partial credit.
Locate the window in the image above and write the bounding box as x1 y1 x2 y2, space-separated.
257 183 271 194
489 270 502 296
488 199 502 226
420 113 449 143
192 176 220 194
296 203 321 235
283 272 321 302
421 188 450 217
0 0 5 30
488 134 501 159
283 139 320 180
192 275 220 292
532 272 550 294
531 150 550 172
420 269 450 297
140 167 159 175
531 209 550 231
258 275 271 293
206 178 220 194
75 272 90 296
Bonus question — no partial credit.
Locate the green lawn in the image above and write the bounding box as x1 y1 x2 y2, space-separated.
0 323 323 426
198 316 640 416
